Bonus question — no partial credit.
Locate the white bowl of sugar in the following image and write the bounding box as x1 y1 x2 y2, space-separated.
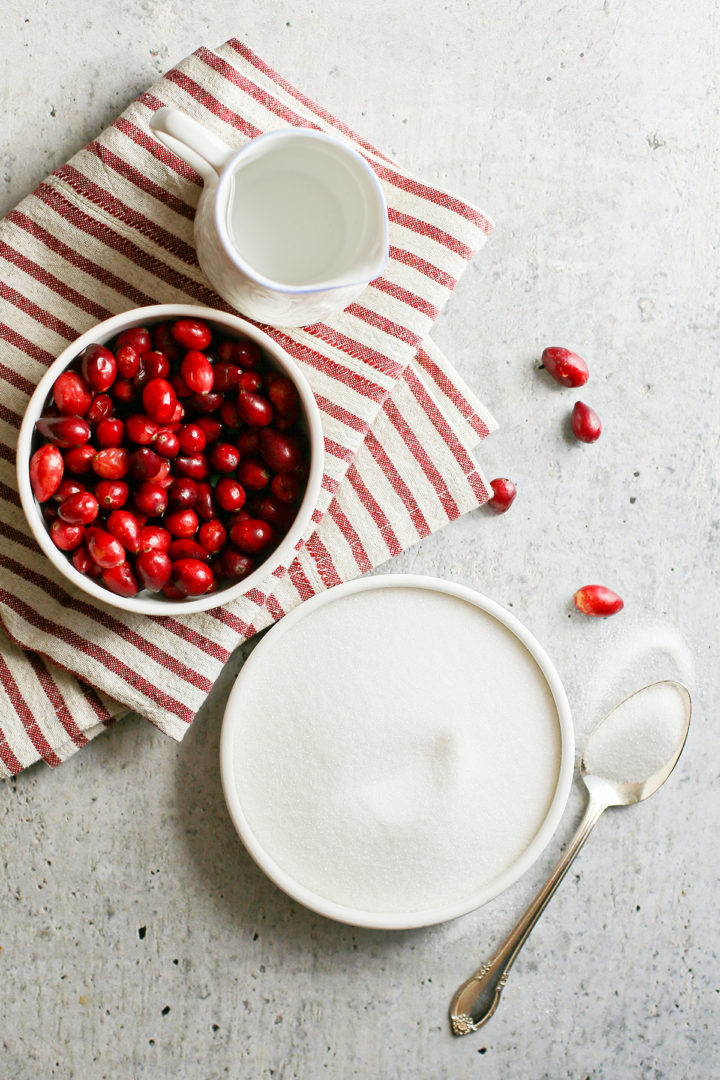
219 575 574 930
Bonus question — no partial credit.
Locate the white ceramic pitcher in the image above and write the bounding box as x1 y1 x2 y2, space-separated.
149 108 389 328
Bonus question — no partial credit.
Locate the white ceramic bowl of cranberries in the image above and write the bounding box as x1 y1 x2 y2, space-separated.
17 305 324 615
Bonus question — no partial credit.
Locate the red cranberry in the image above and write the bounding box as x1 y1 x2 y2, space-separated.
574 585 624 617
95 417 124 448
486 478 517 514
93 447 129 480
53 477 85 503
177 423 206 454
136 549 172 592
86 393 113 425
133 481 167 517
107 510 141 554
195 482 215 521
188 391 223 415
138 525 171 553
116 326 151 355
541 347 589 388
72 545 101 577
164 509 199 538
237 390 273 427
125 413 159 445
219 398 243 429
267 376 299 422
571 402 602 443
209 442 240 474
198 519 226 554
238 370 262 393
167 538 211 563
167 477 199 510
57 491 99 526
63 444 96 475
233 339 262 369
53 371 93 416
193 416 222 444
236 429 261 459
139 351 171 382
181 350 214 394
171 319 212 351
111 379 136 406
153 429 180 458
86 527 125 568
142 378 177 425
230 518 274 555
238 458 271 491
213 360 241 393
36 414 91 449
50 519 84 551
170 558 215 597
259 429 301 473
254 496 295 532
115 344 141 379
128 446 162 481
95 479 128 510
174 454 209 481
152 323 181 362
214 477 246 512
80 343 117 393
30 444 64 502
220 546 254 580
270 472 301 504
102 561 139 597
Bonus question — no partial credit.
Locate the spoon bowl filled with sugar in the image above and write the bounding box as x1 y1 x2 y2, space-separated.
450 680 692 1036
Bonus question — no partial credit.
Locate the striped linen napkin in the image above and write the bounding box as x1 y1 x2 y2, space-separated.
0 40 496 777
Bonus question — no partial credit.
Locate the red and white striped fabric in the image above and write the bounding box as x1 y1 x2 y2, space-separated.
0 40 496 777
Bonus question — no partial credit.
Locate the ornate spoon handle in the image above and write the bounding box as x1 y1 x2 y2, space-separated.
449 792 607 1035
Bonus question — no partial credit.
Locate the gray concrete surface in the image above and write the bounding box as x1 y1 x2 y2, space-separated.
2 1 719 1077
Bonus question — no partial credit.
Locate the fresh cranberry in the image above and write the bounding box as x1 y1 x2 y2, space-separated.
237 390 273 427
86 527 125 568
153 429 180 458
50 519 84 551
259 429 301 472
164 508 199 538
111 379 136 406
115 344 141 379
195 482 215 521
35 414 91 449
541 347 589 388
193 416 222 444
86 393 113 425
169 372 193 400
220 546 254 580
128 447 162 481
80 343 117 393
236 429 261 459
102 562 140 597
230 518 274 554
233 339 262 369
63 444 96 475
219 398 243 429
95 417 124 448
135 549 172 591
72 545 101 577
571 401 602 443
116 326 151 355
486 478 517 514
152 323 181 362
174 454 209 481
270 472 301 504
209 442 240 474
137 525 171 553
52 478 85 503
181 350 214 394
198 519 226 554
177 423 206 454
133 481 167 517
167 538 210 563
29 444 64 502
213 360 241 393
125 413 159 445
170 557 214 596
267 376 299 422
171 319 213 351
93 447 129 480
107 510 141 554
253 496 295 532
53 371 93 416
214 477 246 512
142 378 177 424
95 479 129 510
238 458 271 491
188 391 223 415
238 370 262 393
574 585 624 617
167 477 199 510
57 491 99 526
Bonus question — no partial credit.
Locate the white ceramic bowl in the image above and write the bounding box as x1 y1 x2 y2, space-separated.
17 304 324 615
220 575 574 930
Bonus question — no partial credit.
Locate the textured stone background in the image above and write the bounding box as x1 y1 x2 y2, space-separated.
1 2 719 1077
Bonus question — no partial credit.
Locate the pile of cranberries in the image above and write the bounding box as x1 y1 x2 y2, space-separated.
29 318 310 601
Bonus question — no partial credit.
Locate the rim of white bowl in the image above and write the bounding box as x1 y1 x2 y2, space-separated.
17 304 325 615
219 574 575 930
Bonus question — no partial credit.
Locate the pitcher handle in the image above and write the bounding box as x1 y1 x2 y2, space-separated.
149 107 235 181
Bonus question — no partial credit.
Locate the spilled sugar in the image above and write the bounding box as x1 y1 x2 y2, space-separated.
582 681 689 785
230 586 564 915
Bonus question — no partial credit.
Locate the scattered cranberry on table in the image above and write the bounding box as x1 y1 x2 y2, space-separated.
573 585 624 617
571 401 602 443
541 347 589 388
31 318 310 600
486 478 517 514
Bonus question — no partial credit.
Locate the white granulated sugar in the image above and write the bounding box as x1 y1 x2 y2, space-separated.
231 587 562 914
582 681 688 785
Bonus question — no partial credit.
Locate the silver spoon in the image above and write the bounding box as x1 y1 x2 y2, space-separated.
449 680 692 1036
